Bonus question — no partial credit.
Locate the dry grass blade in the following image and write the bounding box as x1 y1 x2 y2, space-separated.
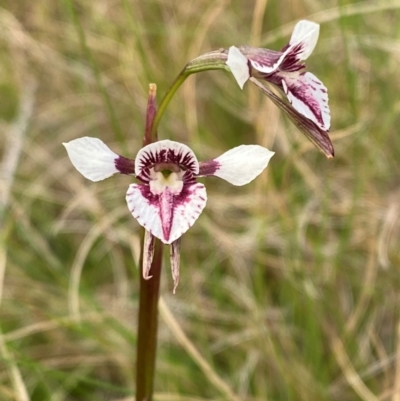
0 331 29 401
391 321 400 401
330 331 379 401
0 248 5 309
159 297 242 401
0 80 36 220
68 207 129 321
261 0 400 45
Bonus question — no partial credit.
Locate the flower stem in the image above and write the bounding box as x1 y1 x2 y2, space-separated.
150 71 186 140
135 237 163 401
135 51 229 398
150 51 229 139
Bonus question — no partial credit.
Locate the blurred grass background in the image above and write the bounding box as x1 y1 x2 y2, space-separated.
1 0 400 400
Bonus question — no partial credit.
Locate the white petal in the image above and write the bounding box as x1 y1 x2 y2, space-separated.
63 137 120 182
249 20 319 75
249 52 283 74
135 140 199 177
206 145 274 186
282 72 330 130
247 20 319 76
289 20 319 60
126 183 207 245
170 183 207 243
226 46 250 89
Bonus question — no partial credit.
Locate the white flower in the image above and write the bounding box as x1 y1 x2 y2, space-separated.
226 20 333 158
64 137 274 292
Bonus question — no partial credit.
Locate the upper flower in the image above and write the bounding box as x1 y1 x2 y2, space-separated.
63 137 274 291
226 20 333 157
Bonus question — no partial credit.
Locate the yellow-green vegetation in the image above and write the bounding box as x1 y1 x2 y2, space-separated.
1 0 400 400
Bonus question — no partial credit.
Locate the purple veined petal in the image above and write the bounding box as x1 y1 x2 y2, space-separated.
281 72 330 130
169 182 207 242
142 230 155 280
236 46 285 75
159 186 176 241
226 46 251 89
234 21 319 77
135 140 199 178
199 145 274 186
249 77 334 158
126 182 207 245
251 20 319 74
240 20 318 75
170 239 181 294
288 20 319 60
126 184 164 241
63 137 135 181
171 184 207 243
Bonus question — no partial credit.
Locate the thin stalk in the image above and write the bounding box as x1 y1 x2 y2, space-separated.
150 70 187 139
143 83 158 146
135 238 163 401
151 54 229 138
134 52 229 399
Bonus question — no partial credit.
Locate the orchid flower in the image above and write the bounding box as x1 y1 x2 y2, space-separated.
63 137 274 292
226 20 333 158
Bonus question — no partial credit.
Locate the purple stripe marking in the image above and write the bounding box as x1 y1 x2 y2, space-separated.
115 156 135 175
198 160 220 177
138 147 198 176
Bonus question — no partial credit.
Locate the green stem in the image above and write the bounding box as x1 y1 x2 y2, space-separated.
150 54 229 139
150 71 187 139
136 237 163 401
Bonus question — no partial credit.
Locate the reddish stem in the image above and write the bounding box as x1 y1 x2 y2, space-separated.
136 84 163 401
135 238 163 401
